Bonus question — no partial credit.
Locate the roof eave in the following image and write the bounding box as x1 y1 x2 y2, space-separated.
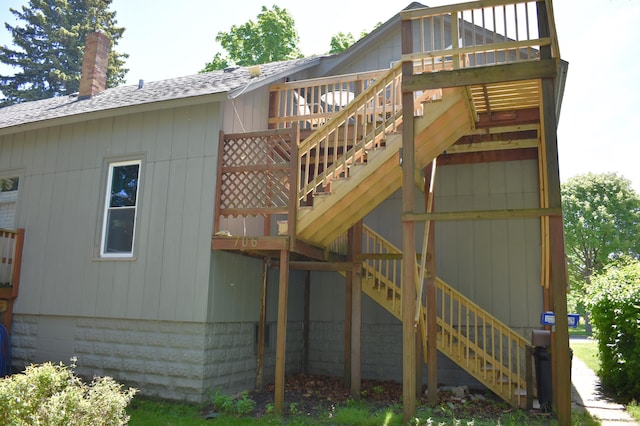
226 56 323 99
0 91 228 137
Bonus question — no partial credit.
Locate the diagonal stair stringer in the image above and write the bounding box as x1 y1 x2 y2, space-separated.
353 225 532 408
297 87 473 247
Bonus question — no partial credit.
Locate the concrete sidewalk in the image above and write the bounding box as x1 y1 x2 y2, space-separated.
571 340 638 425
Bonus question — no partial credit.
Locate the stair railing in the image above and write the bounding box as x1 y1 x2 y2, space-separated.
296 62 409 205
362 226 403 316
356 224 530 406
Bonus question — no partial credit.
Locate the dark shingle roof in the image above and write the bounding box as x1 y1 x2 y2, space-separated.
0 57 319 132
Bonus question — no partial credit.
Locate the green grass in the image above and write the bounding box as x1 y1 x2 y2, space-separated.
570 338 640 423
568 322 592 337
627 401 640 423
126 396 599 425
571 339 600 373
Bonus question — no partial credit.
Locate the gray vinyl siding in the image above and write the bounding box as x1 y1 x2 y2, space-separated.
362 159 542 331
0 102 220 323
435 160 542 330
222 86 270 133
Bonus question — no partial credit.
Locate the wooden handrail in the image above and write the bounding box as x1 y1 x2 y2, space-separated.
357 224 531 406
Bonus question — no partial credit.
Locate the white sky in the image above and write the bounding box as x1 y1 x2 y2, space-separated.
1 0 639 191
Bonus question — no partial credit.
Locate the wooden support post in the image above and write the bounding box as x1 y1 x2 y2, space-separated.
274 249 290 415
350 220 363 400
303 270 310 374
344 227 354 388
256 258 269 389
526 345 534 410
425 166 438 406
401 16 417 424
416 328 423 398
213 131 225 234
344 268 352 388
538 2 571 424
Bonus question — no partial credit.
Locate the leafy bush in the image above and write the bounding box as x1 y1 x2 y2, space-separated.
587 257 640 402
0 360 137 425
211 388 256 417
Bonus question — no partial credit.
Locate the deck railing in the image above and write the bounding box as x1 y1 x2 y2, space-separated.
0 228 23 297
214 128 298 234
401 0 559 71
268 70 386 131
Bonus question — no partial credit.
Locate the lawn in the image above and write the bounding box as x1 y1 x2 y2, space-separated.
124 332 607 426
571 339 599 373
126 393 597 425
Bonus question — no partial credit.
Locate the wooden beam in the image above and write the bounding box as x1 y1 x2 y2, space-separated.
211 236 289 251
303 271 310 374
403 60 558 91
288 261 352 271
290 239 326 261
274 249 289 415
350 220 363 400
476 108 540 128
426 204 438 406
538 2 571 424
439 148 538 164
214 131 225 234
404 207 562 222
344 231 353 389
256 258 269 390
401 16 417 424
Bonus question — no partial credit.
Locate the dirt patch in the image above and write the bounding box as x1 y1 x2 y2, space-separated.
245 373 535 421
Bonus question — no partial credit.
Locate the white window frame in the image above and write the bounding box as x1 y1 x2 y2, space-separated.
0 175 19 230
100 159 141 258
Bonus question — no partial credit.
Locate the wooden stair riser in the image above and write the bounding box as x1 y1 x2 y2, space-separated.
298 90 472 245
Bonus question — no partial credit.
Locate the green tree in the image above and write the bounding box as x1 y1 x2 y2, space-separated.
329 32 355 54
329 23 380 54
201 5 302 72
586 257 640 401
562 172 640 331
0 0 128 106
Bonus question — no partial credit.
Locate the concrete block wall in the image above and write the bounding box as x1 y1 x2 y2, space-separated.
9 314 305 403
203 322 256 397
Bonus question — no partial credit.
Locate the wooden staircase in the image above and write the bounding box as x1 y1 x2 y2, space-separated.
278 67 532 406
296 82 473 247
359 225 532 407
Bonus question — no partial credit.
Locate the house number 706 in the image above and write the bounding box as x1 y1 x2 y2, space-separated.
235 237 258 248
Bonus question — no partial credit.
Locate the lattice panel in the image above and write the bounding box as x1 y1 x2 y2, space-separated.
219 132 293 216
220 170 290 210
223 134 292 166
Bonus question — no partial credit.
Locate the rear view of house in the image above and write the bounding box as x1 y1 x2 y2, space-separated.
0 1 572 422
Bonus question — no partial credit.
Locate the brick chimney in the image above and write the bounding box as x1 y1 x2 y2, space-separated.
78 31 111 99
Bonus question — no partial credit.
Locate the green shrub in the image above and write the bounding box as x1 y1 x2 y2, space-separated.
0 360 137 425
587 257 640 402
211 388 256 417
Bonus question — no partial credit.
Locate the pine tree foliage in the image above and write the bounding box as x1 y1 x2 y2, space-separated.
0 0 128 106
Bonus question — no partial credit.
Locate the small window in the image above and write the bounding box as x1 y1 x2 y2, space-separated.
101 160 141 258
0 176 19 229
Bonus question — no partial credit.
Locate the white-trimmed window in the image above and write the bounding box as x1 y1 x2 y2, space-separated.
0 176 19 229
101 160 141 258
